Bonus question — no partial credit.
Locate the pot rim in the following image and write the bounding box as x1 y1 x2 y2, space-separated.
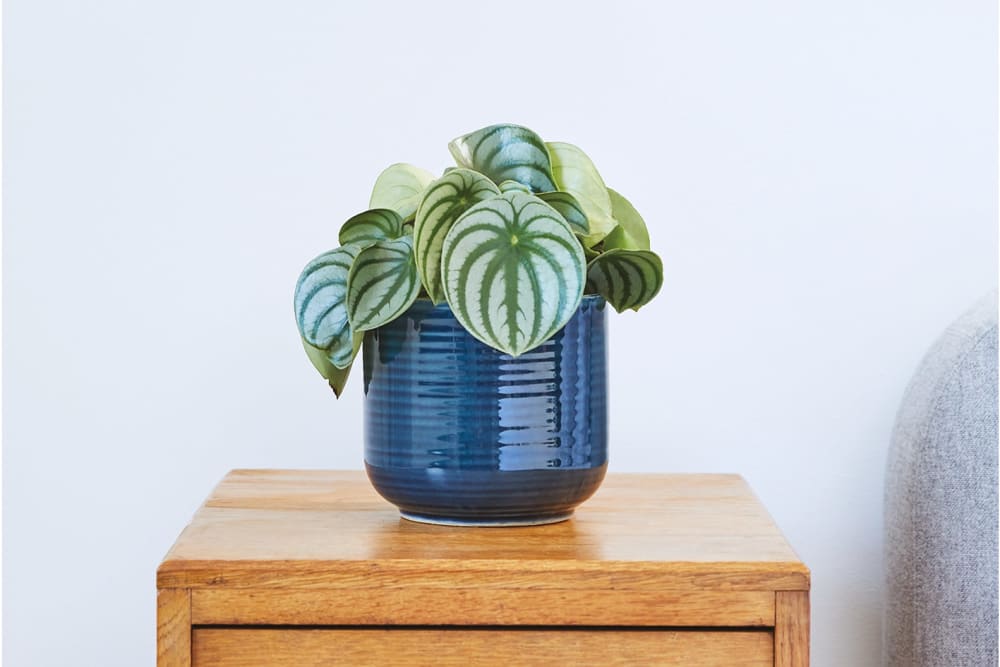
408 293 606 306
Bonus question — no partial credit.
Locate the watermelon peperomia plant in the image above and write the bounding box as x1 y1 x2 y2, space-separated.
294 123 664 396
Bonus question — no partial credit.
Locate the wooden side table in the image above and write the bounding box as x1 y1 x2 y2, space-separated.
158 471 810 666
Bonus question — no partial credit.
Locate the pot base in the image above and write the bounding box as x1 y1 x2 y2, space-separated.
365 463 607 528
399 509 574 528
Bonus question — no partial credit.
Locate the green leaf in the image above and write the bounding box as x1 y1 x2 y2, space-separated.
441 190 585 356
413 168 500 303
300 336 355 398
346 236 421 332
546 141 616 246
603 188 651 251
499 180 531 193
537 191 589 235
294 244 363 369
586 249 664 313
338 208 404 247
449 124 557 193
369 163 435 221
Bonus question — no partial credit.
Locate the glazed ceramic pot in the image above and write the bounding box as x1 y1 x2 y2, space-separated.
363 295 608 526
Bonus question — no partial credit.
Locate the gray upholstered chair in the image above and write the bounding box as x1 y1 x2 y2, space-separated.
885 291 998 666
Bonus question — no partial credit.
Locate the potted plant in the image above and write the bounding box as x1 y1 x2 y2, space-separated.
294 123 663 525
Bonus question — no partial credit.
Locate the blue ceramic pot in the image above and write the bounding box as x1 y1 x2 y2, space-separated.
363 295 608 526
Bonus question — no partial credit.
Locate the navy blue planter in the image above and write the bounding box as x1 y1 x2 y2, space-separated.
363 295 608 526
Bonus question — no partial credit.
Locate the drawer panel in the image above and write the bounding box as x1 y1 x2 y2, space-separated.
193 628 774 666
191 588 775 626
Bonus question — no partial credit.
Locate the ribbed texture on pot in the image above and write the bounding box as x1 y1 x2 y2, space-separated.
362 295 608 524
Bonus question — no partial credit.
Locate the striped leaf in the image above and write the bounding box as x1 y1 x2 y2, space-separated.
301 336 355 398
538 191 589 235
441 191 585 356
338 208 404 247
603 188 651 251
547 141 616 246
449 124 557 193
346 236 421 332
586 249 664 313
293 244 363 369
369 163 435 221
499 180 531 193
413 168 500 303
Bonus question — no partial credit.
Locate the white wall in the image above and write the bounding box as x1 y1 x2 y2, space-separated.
4 1 995 664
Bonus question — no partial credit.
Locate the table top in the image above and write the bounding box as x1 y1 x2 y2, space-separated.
158 470 809 592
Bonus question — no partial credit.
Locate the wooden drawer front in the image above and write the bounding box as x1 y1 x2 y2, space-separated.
191 589 775 627
193 628 774 666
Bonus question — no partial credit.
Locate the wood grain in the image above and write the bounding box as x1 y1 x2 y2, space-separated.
192 628 775 667
776 590 810 666
157 589 191 667
161 558 808 592
159 470 810 665
191 588 775 627
158 470 809 593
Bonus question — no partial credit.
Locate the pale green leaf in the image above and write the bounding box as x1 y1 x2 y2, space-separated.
301 336 357 398
449 124 556 193
293 244 363 368
369 163 435 221
537 191 589 235
499 180 531 193
603 188 651 251
586 248 663 313
346 236 421 332
546 141 616 246
413 169 500 303
338 208 404 247
441 190 585 356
